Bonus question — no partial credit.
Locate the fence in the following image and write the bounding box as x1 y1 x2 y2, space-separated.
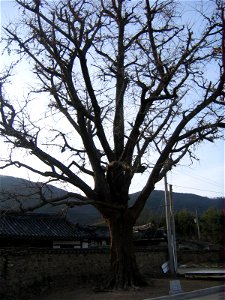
0 247 222 299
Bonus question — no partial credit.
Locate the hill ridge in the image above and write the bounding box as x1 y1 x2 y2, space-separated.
0 175 223 224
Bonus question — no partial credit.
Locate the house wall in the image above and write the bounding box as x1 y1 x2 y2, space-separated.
0 248 222 299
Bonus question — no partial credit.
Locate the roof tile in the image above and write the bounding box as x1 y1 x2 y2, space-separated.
0 213 91 240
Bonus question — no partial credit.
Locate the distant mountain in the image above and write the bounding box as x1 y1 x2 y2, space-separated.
0 175 100 224
130 191 224 215
0 175 223 224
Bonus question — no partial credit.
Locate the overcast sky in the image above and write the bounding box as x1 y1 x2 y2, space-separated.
0 0 224 198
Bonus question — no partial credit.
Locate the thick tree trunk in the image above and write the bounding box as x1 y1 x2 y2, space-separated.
107 211 147 289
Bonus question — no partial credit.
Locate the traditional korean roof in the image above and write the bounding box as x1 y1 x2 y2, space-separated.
76 224 110 240
0 213 91 240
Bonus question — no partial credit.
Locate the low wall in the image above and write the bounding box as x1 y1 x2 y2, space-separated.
0 248 167 299
0 248 222 299
177 249 224 265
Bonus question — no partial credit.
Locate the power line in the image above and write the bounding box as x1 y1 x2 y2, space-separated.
171 169 223 188
171 184 224 196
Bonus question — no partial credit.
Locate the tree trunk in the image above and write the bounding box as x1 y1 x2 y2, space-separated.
107 211 147 289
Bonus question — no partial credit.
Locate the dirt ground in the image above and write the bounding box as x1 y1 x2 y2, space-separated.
32 277 224 300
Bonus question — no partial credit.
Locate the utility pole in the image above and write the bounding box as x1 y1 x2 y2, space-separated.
164 175 176 275
195 209 201 240
165 177 183 295
169 184 177 273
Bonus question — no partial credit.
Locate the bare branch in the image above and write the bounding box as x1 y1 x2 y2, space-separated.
0 0 223 226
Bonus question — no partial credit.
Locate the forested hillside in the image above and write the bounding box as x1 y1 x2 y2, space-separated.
0 175 223 224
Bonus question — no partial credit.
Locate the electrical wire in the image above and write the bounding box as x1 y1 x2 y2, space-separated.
170 184 224 196
173 168 223 188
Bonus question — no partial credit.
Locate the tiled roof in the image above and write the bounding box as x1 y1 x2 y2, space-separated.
76 224 110 240
0 213 91 240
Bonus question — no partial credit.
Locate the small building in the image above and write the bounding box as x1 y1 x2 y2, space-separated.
0 212 92 249
0 213 166 249
78 225 110 248
133 223 166 247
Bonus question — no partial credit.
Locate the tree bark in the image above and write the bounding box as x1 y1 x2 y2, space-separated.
106 211 147 289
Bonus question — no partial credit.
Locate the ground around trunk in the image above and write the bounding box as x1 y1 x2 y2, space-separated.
31 277 223 300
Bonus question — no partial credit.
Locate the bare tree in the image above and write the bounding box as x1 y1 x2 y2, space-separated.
0 0 224 288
